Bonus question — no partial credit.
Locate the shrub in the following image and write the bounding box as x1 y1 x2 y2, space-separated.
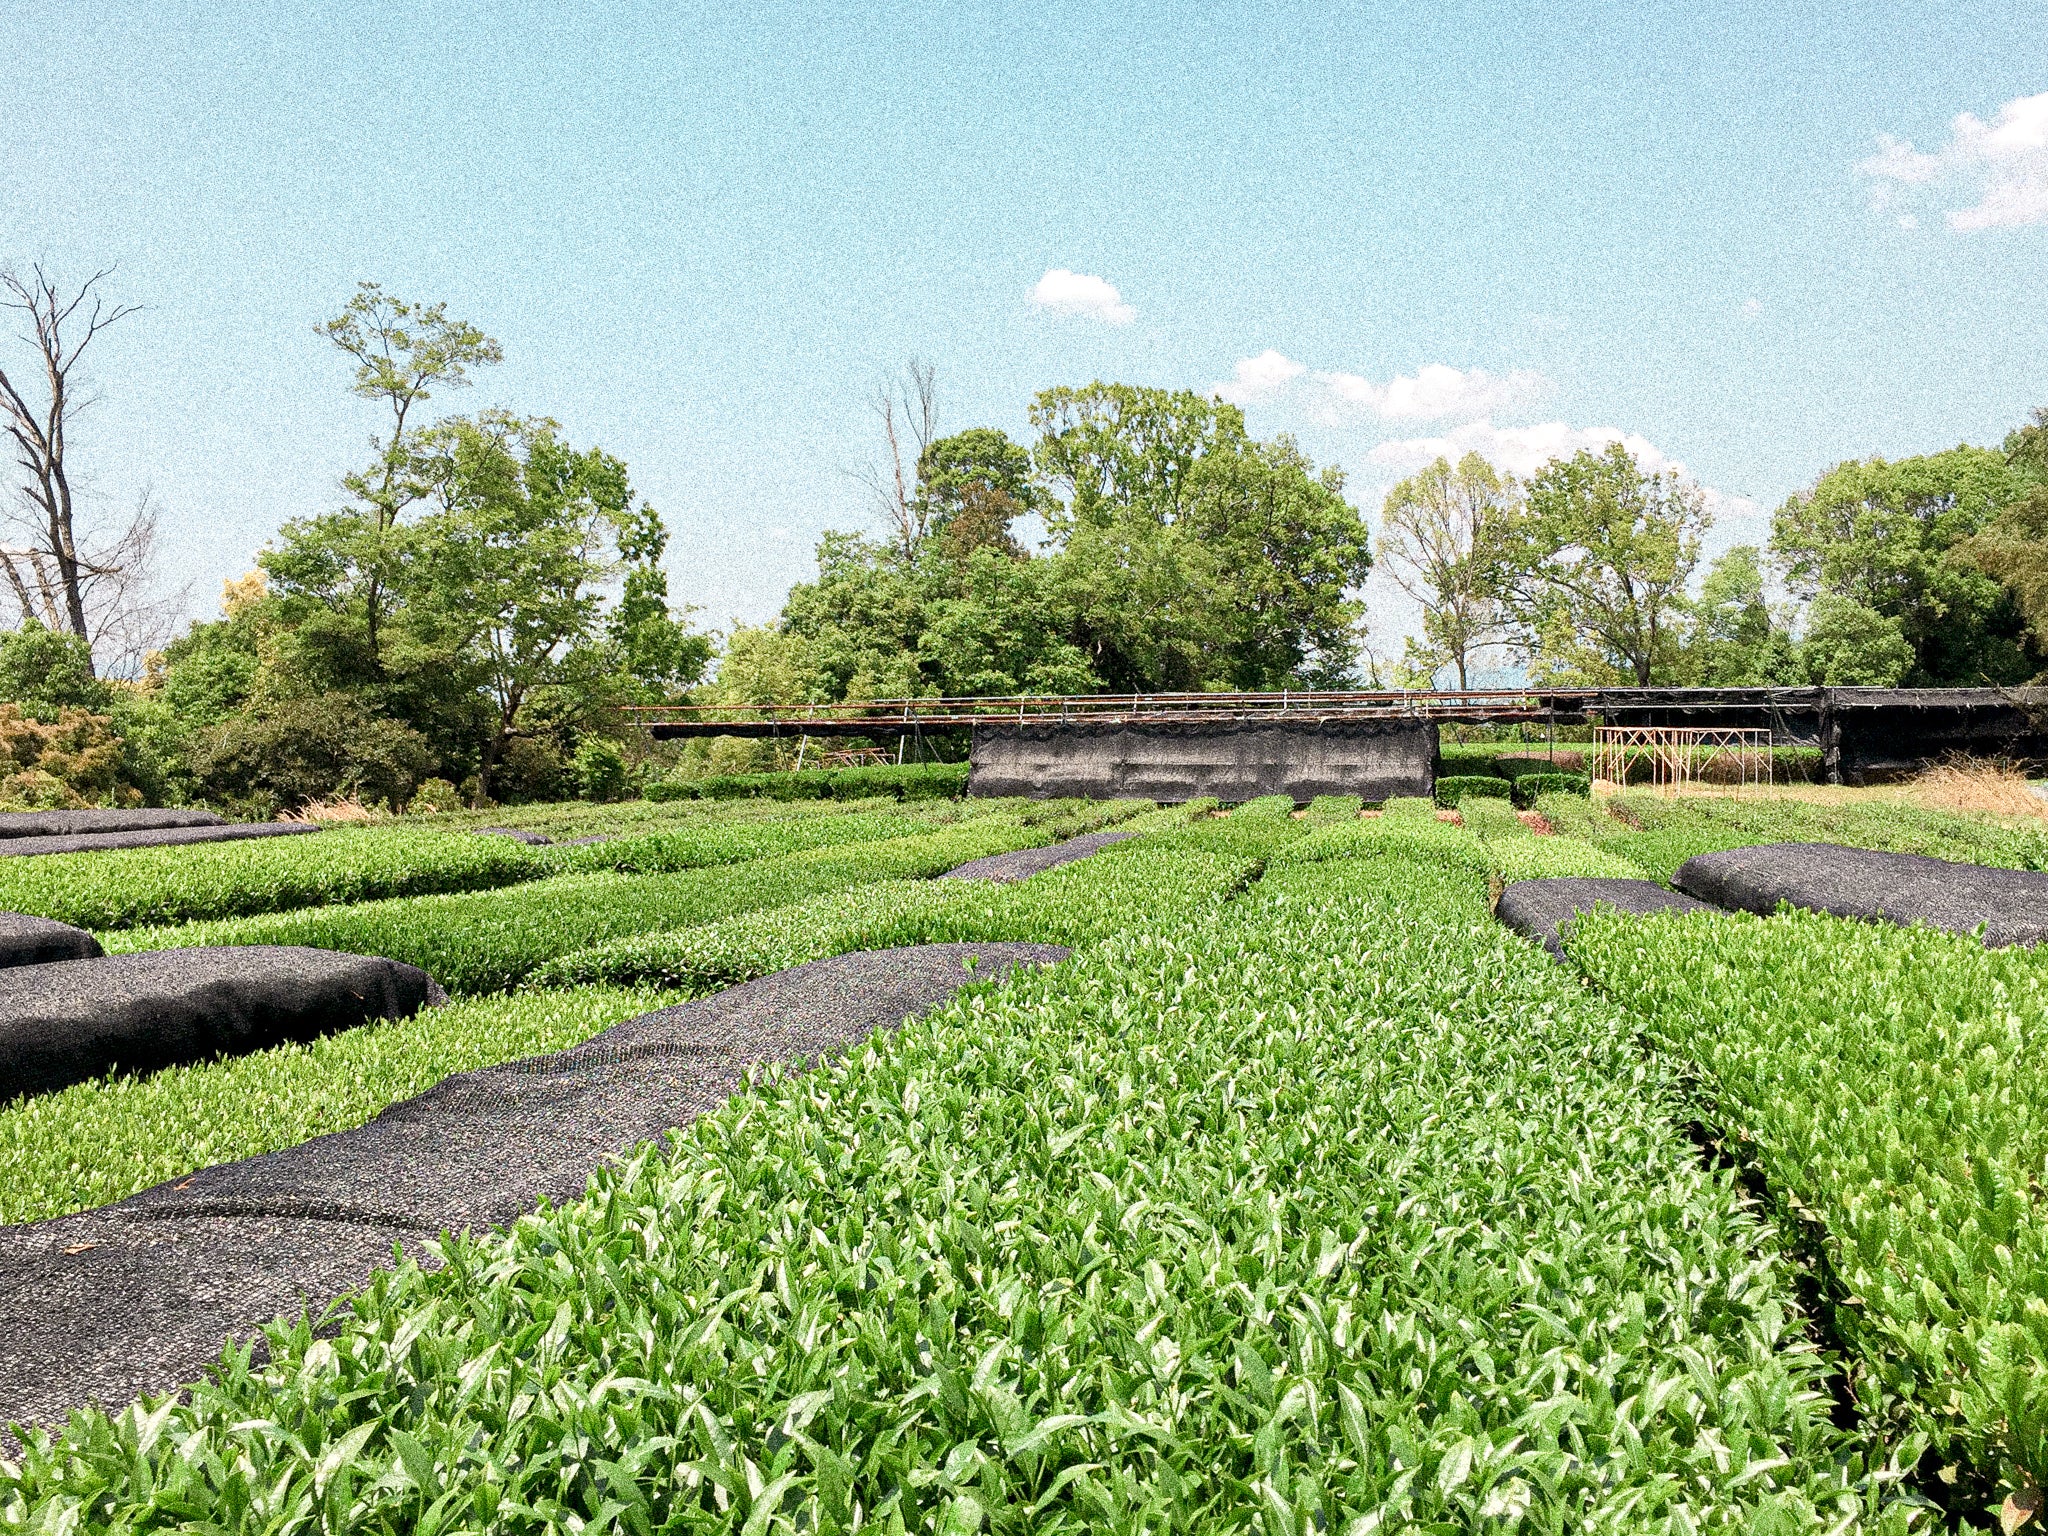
188 694 432 812
407 777 463 814
1434 773 1512 806
570 737 631 802
1304 794 1362 823
0 702 126 808
1511 770 1589 806
1456 796 1527 840
491 736 568 803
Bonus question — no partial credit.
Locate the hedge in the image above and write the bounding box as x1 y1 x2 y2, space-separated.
1434 774 1512 807
1510 771 1589 807
648 762 970 803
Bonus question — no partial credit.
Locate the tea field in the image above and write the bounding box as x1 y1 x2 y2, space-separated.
4 782 2046 1532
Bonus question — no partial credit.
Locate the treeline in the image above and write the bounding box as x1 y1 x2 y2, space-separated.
2 268 2044 813
1367 413 2048 694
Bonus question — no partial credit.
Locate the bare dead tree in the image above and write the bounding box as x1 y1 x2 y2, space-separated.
855 359 938 560
0 265 143 675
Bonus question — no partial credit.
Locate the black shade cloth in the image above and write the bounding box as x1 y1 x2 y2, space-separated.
1496 877 1718 958
0 912 104 969
0 822 318 859
1674 842 2048 948
0 808 225 840
0 946 443 1100
940 830 1135 883
0 943 1064 1432
472 826 553 845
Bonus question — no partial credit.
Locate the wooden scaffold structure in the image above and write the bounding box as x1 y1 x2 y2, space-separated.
1590 725 1773 794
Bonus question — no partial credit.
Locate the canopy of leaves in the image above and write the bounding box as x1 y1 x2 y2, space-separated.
1770 446 2039 686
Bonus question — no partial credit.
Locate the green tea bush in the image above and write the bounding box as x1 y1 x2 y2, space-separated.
0 826 553 930
0 816 1901 1531
1510 771 1589 806
1570 904 2048 1512
109 819 1062 993
1434 773 1512 807
648 762 970 803
0 986 676 1225
1303 794 1361 823
1455 796 1527 840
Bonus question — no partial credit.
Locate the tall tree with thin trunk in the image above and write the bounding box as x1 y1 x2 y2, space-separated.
317 283 502 669
857 359 938 560
0 266 142 673
1377 452 1518 689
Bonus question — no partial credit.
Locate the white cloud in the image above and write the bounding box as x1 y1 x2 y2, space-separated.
1366 418 1678 479
1858 90 2048 230
1027 268 1135 325
1211 348 1306 404
1210 353 1551 422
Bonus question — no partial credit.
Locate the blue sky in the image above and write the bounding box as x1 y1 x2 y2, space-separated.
3 0 2044 663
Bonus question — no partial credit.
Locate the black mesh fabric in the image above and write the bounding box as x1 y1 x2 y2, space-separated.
0 823 318 859
1496 878 1718 958
0 808 226 839
0 946 443 1100
0 912 104 969
0 943 1064 1432
1674 842 2048 947
940 830 1135 882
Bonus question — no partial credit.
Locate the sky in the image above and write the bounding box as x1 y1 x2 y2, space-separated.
3 0 2045 674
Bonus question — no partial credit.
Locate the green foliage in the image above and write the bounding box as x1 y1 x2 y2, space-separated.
185 691 433 813
1771 446 2039 685
1376 452 1516 688
0 621 113 720
106 818 1075 992
1434 773 1512 806
570 736 630 801
0 821 1897 1531
0 986 672 1224
530 842 1251 994
1678 546 1800 686
1569 792 2048 882
1303 793 1361 823
1454 795 1527 840
1570 904 2048 1508
649 761 970 803
1511 771 1589 806
1799 594 1915 686
1509 443 1710 685
1489 834 1648 883
407 776 462 813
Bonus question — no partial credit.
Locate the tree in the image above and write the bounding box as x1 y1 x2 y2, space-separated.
1957 406 2048 674
1675 545 1796 686
1031 384 1370 690
300 282 502 669
0 265 155 672
606 501 713 697
0 620 114 718
1508 444 1709 685
918 427 1035 561
401 412 636 794
1770 446 2035 685
1377 453 1517 689
1798 594 1914 686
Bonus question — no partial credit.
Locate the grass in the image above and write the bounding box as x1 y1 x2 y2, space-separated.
1570 902 2048 1518
0 812 1907 1531
0 986 679 1225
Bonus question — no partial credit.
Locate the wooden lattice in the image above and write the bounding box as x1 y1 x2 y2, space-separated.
1590 726 1773 794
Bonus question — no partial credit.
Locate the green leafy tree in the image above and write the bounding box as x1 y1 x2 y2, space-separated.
1675 546 1797 686
1377 453 1518 689
1507 444 1709 685
1031 384 1370 690
1770 446 2036 685
1798 594 1914 686
606 502 713 698
274 283 502 671
401 412 637 795
918 427 1036 561
0 620 114 719
1957 407 2048 674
